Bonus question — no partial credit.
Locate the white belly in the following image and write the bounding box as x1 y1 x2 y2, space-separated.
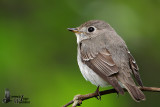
77 50 108 87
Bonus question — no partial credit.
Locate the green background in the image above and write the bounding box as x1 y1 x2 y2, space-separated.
0 0 160 107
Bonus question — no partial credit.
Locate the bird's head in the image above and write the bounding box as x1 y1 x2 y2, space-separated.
68 20 113 43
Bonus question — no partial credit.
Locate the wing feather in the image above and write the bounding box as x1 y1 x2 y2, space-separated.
126 49 143 86
81 47 124 94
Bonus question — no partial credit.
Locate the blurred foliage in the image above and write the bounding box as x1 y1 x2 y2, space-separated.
0 0 160 107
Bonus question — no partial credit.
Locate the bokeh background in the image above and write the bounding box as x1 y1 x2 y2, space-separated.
0 0 160 107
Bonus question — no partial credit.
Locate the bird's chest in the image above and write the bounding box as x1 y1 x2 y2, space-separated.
77 49 108 87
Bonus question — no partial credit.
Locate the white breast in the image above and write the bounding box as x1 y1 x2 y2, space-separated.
77 49 108 87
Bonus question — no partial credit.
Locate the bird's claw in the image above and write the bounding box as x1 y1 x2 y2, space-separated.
116 91 119 98
72 94 82 107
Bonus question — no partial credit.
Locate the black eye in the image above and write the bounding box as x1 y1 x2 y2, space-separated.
88 27 95 32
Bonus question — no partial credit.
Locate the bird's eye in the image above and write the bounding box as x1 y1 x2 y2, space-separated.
88 27 95 32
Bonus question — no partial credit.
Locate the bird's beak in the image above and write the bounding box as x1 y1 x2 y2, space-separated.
67 28 80 33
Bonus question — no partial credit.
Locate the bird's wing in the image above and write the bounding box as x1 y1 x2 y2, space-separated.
126 49 143 86
80 47 124 94
81 48 118 76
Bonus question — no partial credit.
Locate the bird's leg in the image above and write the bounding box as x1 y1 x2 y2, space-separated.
116 91 119 98
95 86 101 100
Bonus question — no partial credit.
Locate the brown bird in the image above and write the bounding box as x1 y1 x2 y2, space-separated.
68 20 145 101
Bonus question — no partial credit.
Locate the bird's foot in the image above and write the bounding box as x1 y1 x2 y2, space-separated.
116 91 119 98
95 86 101 100
73 94 82 106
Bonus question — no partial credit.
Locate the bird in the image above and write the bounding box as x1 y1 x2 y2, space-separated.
68 20 145 102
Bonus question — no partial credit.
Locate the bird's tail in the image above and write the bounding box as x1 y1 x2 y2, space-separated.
123 83 145 102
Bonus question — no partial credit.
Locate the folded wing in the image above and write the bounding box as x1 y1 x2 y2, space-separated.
81 47 124 94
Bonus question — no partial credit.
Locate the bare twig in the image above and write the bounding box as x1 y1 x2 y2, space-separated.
63 86 160 107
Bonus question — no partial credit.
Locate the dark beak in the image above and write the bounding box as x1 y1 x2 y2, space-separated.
67 28 79 33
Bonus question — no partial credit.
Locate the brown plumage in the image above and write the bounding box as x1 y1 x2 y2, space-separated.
68 20 145 101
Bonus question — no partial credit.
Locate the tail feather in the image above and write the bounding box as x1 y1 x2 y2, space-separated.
123 83 145 102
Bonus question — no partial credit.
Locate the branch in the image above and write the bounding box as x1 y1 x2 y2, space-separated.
63 86 160 107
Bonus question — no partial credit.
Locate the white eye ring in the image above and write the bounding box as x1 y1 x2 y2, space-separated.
87 26 96 33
